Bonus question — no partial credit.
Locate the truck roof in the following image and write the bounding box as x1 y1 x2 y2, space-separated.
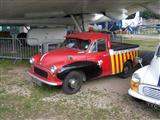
65 32 110 41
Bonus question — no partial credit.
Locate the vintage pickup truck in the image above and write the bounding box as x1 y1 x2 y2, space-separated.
28 32 139 94
128 43 160 105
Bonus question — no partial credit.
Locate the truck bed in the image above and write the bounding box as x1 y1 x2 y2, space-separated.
111 42 139 51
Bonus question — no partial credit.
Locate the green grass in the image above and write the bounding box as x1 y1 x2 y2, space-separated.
0 93 54 119
122 38 159 51
0 59 30 67
0 81 60 119
0 60 59 119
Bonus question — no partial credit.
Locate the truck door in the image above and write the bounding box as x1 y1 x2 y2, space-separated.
96 39 111 76
89 39 111 76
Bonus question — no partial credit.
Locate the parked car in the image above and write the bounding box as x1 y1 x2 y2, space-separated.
28 32 139 94
128 43 160 105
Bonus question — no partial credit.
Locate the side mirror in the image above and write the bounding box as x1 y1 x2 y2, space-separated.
136 57 143 67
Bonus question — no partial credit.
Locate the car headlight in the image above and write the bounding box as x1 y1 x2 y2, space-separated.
130 73 141 92
50 65 57 73
29 57 35 64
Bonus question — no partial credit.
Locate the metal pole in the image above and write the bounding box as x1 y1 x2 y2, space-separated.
24 26 29 31
70 15 82 32
81 14 85 31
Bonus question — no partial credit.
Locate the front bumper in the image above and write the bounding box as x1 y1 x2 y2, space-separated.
27 65 63 86
128 89 160 106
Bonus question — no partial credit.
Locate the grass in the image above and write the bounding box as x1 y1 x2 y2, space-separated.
0 41 160 119
0 59 29 65
0 93 53 119
0 60 58 119
122 38 160 51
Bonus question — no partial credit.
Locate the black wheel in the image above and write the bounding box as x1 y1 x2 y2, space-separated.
62 71 85 94
119 61 132 78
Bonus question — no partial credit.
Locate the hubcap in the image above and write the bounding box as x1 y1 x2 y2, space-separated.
69 79 79 89
124 66 129 74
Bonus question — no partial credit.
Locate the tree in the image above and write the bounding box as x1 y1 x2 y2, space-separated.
140 10 160 19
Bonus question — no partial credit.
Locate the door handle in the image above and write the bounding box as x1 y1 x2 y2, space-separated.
103 54 109 57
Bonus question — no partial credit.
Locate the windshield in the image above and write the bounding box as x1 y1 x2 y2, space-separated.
62 38 91 51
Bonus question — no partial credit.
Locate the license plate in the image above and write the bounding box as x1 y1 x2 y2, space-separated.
32 77 43 86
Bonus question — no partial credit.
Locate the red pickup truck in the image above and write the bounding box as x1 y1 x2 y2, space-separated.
28 32 139 94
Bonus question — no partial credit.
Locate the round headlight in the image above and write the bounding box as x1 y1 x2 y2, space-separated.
29 57 35 64
132 73 141 82
131 73 141 92
50 65 57 73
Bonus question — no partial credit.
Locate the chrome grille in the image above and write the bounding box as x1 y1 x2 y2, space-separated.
143 87 160 100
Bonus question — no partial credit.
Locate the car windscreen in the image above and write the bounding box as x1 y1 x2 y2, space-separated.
62 38 91 51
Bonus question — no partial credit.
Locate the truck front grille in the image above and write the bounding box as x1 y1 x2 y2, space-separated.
34 67 48 78
143 86 160 100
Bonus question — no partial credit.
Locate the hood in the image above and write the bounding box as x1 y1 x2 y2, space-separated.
141 57 160 86
38 47 86 68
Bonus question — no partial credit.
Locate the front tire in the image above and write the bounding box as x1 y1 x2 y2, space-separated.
62 71 85 94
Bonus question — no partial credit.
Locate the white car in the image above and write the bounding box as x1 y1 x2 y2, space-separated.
128 43 160 105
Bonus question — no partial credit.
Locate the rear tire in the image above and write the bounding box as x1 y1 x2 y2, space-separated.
119 61 132 78
62 71 85 94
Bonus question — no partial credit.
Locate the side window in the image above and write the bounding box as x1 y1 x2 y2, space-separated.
91 42 97 52
97 39 106 52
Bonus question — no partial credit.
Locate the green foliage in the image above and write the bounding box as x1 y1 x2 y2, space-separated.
127 10 160 19
140 10 160 19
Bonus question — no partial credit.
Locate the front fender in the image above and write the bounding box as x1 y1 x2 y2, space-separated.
132 65 149 82
57 61 102 80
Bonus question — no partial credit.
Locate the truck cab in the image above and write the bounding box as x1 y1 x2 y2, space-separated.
28 32 139 94
128 43 160 105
